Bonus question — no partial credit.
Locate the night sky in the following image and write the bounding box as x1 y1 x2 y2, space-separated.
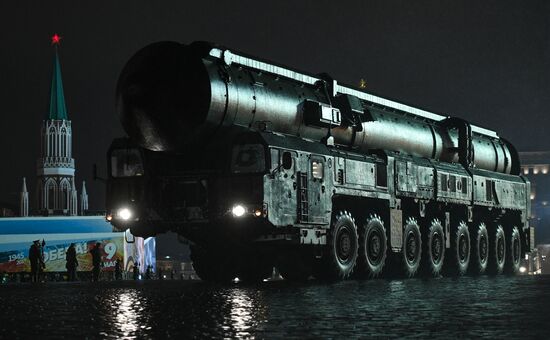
0 1 548 210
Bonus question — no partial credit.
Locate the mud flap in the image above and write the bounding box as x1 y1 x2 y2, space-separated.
390 208 403 251
445 212 451 249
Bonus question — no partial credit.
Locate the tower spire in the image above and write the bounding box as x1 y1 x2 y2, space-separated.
80 181 89 215
70 179 78 216
20 177 29 217
48 34 68 120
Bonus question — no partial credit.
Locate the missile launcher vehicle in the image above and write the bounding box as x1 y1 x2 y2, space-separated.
106 41 533 281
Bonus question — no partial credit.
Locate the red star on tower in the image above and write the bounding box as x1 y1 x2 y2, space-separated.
51 34 61 45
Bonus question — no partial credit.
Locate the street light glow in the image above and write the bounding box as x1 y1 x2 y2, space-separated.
519 266 527 273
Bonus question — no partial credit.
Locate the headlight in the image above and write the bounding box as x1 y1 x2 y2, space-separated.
231 205 246 217
519 266 527 273
118 208 132 220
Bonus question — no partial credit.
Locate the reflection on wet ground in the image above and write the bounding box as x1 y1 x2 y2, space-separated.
1 275 550 338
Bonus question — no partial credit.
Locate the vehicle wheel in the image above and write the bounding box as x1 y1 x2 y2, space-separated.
488 225 506 275
422 219 445 277
317 211 358 280
447 221 470 276
505 226 522 274
471 223 489 275
357 214 388 278
190 245 236 283
401 218 422 278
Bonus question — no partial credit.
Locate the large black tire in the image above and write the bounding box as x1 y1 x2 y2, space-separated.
488 225 506 275
190 245 236 283
505 226 522 274
316 211 358 280
401 218 422 278
447 222 470 276
357 215 388 278
422 219 445 277
471 223 489 275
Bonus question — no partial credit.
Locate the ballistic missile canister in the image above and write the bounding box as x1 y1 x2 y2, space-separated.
116 41 519 175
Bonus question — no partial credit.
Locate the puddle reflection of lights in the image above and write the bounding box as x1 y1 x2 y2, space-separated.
229 289 254 337
115 291 149 337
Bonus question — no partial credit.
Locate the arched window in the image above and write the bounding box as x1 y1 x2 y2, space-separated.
49 127 56 157
66 128 71 158
60 127 67 157
46 180 57 210
60 179 70 210
67 128 71 158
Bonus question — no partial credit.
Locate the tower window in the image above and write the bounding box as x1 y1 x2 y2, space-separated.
46 181 56 210
60 180 70 210
61 128 66 157
49 127 56 157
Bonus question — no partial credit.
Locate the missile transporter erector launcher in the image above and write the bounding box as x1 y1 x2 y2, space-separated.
107 41 533 282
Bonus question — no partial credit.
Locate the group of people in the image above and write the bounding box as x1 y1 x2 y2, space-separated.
27 241 174 282
28 241 105 282
131 263 152 280
131 263 173 280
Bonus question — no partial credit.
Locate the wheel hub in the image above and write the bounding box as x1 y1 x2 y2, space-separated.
338 229 351 261
406 231 417 263
431 231 442 263
497 237 505 263
458 234 468 262
480 235 488 262
513 238 520 263
368 231 382 264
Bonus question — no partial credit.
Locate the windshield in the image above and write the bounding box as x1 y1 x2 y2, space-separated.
231 144 266 174
111 148 144 178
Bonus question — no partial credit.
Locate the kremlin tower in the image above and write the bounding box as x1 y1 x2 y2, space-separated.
33 35 87 216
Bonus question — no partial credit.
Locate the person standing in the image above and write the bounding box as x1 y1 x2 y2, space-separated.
89 243 102 282
65 243 78 281
38 240 46 282
114 258 122 280
133 262 140 280
29 240 41 283
145 265 151 280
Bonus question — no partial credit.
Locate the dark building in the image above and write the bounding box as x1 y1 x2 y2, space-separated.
519 151 550 245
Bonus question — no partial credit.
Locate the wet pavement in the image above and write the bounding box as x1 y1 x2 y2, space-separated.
1 275 550 339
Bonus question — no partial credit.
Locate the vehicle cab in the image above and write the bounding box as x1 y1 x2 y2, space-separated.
106 138 150 235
